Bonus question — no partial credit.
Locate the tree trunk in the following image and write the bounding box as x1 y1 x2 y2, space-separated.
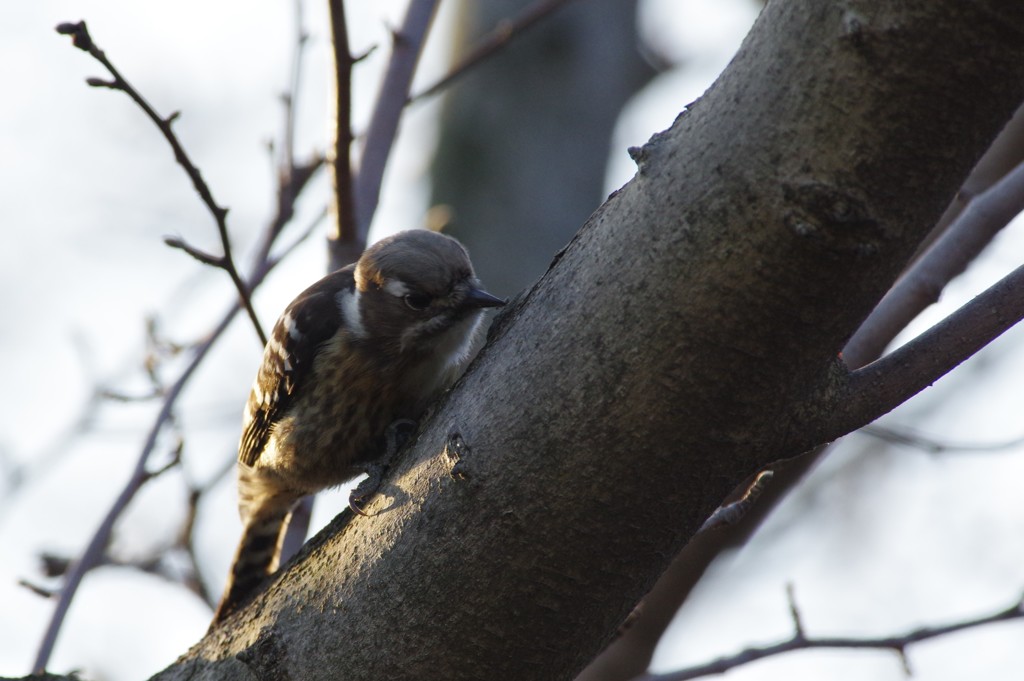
152 1 1024 679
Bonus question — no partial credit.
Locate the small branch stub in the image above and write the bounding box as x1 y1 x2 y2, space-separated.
164 236 223 267
85 77 118 89
698 470 774 533
56 21 93 51
444 430 471 480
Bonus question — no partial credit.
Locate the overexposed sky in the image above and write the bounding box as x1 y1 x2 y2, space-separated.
2 1 1023 679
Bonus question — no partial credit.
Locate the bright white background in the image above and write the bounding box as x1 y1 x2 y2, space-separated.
1 1 1023 679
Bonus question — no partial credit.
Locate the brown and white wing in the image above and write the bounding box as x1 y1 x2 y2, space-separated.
238 266 356 467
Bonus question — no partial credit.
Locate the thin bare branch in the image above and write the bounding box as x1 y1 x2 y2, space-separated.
278 496 315 564
905 105 1024 266
353 0 439 237
265 2 333 562
38 20 328 666
165 451 238 606
56 21 267 346
641 595 1024 681
253 157 325 274
411 0 581 103
268 206 329 270
31 227 314 671
143 436 185 482
31 245 298 673
283 0 308 173
18 580 58 600
860 423 1024 454
785 584 805 640
825 261 1024 445
268 0 323 256
327 0 359 266
32 310 219 673
846 158 1024 365
163 236 222 267
175 470 223 606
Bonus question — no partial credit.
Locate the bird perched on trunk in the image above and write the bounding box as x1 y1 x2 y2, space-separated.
211 229 504 625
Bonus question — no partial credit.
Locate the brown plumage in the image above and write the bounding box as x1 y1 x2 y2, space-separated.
211 230 504 625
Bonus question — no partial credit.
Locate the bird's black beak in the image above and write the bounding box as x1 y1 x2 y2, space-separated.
464 287 506 309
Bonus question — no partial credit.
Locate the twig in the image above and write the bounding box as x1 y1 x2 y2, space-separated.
30 229 312 672
19 580 58 600
176 453 237 606
785 584 805 640
162 236 223 267
860 423 1024 454
410 0 581 103
844 158 1024 367
267 206 330 270
270 0 325 253
178 488 211 604
283 0 308 176
641 595 1024 681
327 0 359 267
32 307 225 673
278 495 315 564
825 260 1024 445
143 436 185 482
249 206 327 566
55 21 267 347
37 21 326 665
353 0 440 237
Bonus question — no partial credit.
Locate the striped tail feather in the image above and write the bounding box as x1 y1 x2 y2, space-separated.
210 502 292 626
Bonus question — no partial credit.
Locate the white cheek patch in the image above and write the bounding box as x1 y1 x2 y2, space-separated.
437 313 483 368
399 310 482 362
383 278 410 298
337 288 366 339
400 312 484 398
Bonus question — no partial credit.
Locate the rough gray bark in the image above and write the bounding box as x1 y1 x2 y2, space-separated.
152 1 1024 679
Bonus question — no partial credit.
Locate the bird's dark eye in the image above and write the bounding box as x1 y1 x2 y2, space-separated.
403 293 431 311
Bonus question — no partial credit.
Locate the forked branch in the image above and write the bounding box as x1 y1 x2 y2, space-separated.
846 159 1024 364
56 21 267 346
37 19 327 673
641 592 1024 681
826 260 1024 445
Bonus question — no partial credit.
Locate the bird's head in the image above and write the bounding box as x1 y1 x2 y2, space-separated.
351 230 505 356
